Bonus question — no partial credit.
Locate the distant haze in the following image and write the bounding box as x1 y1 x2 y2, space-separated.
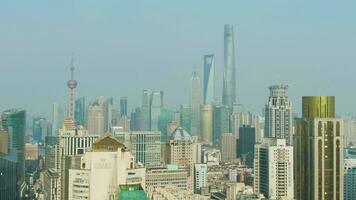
1 1 356 118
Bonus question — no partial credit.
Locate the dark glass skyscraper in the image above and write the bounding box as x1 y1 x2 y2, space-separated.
222 24 236 110
1 109 26 185
120 97 128 117
75 97 85 126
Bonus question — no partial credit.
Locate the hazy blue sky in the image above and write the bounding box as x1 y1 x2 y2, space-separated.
1 0 356 118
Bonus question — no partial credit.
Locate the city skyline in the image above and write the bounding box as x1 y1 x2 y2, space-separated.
1 1 356 118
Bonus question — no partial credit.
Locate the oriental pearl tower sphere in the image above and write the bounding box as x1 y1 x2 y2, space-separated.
67 61 77 120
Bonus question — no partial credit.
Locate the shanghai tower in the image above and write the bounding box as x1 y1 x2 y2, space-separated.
222 24 236 110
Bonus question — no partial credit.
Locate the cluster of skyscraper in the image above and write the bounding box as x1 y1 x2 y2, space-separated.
2 24 356 200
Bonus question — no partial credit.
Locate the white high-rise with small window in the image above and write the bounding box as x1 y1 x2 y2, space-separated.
254 138 294 200
264 85 293 144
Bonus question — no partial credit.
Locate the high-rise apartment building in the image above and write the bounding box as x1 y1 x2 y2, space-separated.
222 24 236 110
344 148 356 200
254 138 294 200
294 96 343 200
74 97 85 126
220 133 236 161
200 104 213 144
203 54 215 104
264 85 293 144
43 168 61 200
166 127 198 168
194 164 208 193
191 72 201 139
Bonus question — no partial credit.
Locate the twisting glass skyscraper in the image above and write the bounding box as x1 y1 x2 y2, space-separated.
222 24 236 110
203 54 215 104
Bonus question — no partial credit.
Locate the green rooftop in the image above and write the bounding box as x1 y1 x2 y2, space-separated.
118 185 148 200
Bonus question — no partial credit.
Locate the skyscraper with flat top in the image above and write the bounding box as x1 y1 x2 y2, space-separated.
294 96 343 200
222 24 236 110
120 97 128 117
264 85 293 144
254 138 294 200
203 54 215 104
2 109 26 186
190 72 201 139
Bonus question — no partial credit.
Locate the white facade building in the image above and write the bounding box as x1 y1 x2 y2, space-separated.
254 138 294 200
264 85 292 144
67 135 145 200
194 164 208 193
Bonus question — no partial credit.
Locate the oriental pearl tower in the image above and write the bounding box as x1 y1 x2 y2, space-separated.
67 58 77 120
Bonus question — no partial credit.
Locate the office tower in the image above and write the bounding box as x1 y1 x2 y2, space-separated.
52 102 64 136
0 126 18 200
342 116 356 147
2 109 26 185
32 117 42 143
146 165 191 192
130 107 141 131
103 97 114 132
237 125 255 167
117 115 130 132
167 127 197 168
222 24 236 110
43 168 61 200
264 85 293 144
67 135 145 200
194 164 208 193
0 128 8 155
60 155 81 200
200 104 213 144
190 72 201 138
128 131 161 168
203 54 215 104
67 58 77 120
220 133 236 161
33 117 51 143
294 96 343 200
213 104 230 147
120 97 128 117
254 138 294 200
253 114 264 143
344 148 356 200
58 127 99 157
158 108 173 142
0 152 18 200
151 91 164 131
87 102 104 135
74 97 85 126
141 89 152 131
180 105 191 133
